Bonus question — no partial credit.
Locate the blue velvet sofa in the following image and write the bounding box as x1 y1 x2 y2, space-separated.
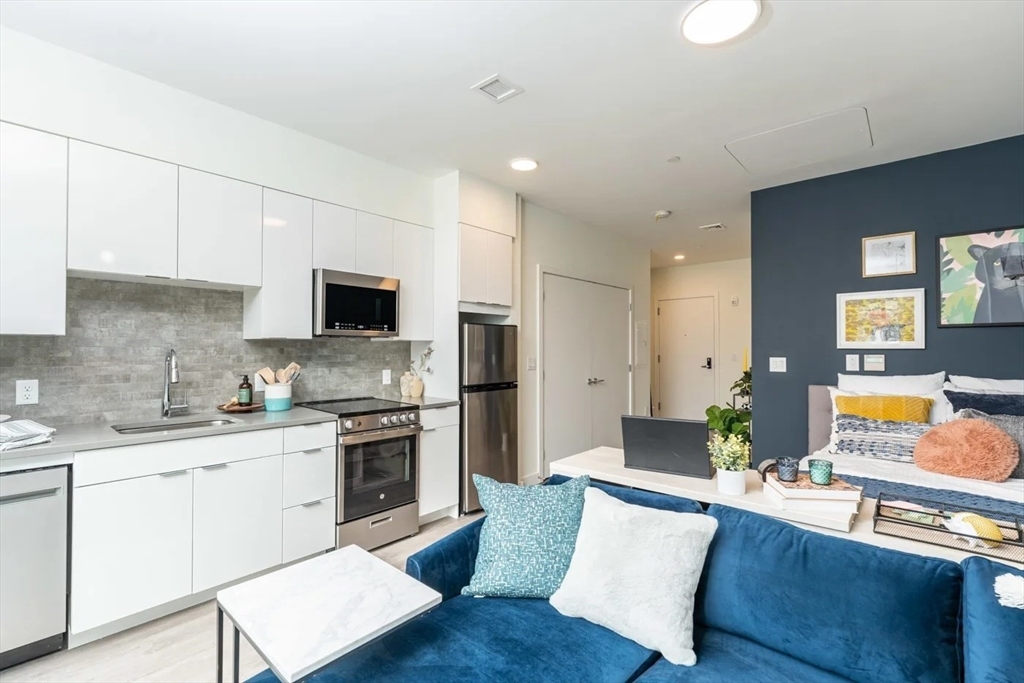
249 477 1023 683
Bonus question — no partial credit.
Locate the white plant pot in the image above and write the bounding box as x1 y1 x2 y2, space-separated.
716 469 747 496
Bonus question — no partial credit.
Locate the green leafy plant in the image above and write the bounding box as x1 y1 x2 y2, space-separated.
730 369 752 397
707 432 751 472
706 404 752 444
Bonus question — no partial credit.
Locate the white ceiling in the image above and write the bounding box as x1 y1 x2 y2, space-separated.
2 0 1022 267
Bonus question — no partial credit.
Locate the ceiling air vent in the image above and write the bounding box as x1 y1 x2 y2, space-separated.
471 74 524 103
699 223 727 232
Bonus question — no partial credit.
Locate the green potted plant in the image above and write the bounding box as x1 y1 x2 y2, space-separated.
708 432 751 495
705 405 751 444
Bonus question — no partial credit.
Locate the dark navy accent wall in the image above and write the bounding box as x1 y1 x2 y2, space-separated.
751 136 1024 463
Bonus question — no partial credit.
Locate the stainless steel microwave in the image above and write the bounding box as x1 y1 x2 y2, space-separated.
313 269 400 337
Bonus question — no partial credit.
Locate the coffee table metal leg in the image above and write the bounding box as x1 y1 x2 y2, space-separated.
233 624 240 683
216 605 224 683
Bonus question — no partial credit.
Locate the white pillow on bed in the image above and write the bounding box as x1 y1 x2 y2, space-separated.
837 372 945 394
947 376 1024 394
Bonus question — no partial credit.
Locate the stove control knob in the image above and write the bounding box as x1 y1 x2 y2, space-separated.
344 420 353 430
408 412 418 422
399 414 407 423
380 416 390 426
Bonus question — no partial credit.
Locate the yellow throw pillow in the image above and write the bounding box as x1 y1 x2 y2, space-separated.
835 395 934 423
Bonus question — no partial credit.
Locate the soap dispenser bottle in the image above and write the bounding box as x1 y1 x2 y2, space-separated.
238 375 253 407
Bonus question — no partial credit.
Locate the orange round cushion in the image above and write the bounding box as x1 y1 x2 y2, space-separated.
914 419 1020 482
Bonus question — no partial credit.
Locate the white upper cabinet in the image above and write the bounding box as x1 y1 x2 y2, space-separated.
458 223 489 305
0 123 68 336
312 201 356 272
68 141 178 279
486 229 514 307
458 173 516 238
354 211 394 277
243 189 313 339
393 221 434 341
178 168 262 287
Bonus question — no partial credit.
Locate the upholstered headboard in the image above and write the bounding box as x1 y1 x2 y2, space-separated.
808 385 833 454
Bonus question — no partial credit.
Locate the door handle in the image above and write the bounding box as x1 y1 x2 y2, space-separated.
700 357 713 369
594 378 605 384
587 378 594 385
0 487 61 506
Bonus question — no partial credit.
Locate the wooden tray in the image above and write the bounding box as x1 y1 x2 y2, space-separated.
217 402 265 413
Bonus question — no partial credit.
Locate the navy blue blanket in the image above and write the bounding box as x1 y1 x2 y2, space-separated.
841 473 1024 519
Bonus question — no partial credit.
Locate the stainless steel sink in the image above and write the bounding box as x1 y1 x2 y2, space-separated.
111 417 241 435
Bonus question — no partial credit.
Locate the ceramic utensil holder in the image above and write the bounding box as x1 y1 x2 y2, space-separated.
265 384 292 412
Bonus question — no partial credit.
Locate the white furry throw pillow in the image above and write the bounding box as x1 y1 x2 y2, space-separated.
549 487 718 666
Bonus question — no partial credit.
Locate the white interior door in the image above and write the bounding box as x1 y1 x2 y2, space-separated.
590 283 631 449
542 274 631 474
658 297 716 420
542 274 593 469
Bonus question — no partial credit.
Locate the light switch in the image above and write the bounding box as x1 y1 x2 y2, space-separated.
769 357 787 373
864 354 885 372
845 354 860 372
527 357 537 371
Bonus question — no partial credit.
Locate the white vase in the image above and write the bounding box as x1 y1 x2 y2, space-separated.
410 377 424 398
400 372 414 397
716 469 746 496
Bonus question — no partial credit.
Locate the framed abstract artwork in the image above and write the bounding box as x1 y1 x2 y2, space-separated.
836 288 925 349
862 231 916 277
938 227 1024 327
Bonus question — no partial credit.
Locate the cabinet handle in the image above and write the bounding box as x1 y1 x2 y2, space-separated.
159 470 189 478
0 487 60 506
302 448 323 454
301 500 323 508
201 463 228 471
369 515 393 528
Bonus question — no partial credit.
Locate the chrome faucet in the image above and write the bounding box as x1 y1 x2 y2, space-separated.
162 349 189 418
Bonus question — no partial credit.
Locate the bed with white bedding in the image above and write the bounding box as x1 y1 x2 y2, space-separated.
806 384 1024 515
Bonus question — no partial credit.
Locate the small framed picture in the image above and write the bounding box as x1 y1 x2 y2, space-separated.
837 288 925 349
862 231 916 277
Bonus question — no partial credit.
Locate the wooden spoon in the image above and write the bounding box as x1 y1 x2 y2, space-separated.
276 368 289 384
257 367 276 385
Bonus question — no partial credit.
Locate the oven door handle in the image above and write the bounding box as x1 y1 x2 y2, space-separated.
339 424 423 445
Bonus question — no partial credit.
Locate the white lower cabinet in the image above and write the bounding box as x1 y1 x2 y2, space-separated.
283 498 336 563
71 471 193 634
192 454 283 593
419 425 460 517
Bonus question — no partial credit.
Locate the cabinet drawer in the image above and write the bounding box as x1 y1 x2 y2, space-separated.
283 422 336 453
283 498 335 564
421 406 459 431
74 429 283 487
283 447 336 508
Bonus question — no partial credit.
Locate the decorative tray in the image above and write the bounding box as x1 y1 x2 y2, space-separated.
872 492 1024 563
217 402 265 413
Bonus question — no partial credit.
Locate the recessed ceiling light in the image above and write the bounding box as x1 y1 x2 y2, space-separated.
681 0 761 45
510 158 538 171
674 254 686 260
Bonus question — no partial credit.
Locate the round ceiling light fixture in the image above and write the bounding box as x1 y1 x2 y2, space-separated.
674 254 686 260
681 0 761 46
510 158 538 171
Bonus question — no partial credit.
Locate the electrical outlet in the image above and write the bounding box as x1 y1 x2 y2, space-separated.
845 354 860 372
15 379 38 405
382 369 392 384
527 357 537 371
254 373 266 392
769 357 787 373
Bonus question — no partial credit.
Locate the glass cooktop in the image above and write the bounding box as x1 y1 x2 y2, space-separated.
295 397 416 418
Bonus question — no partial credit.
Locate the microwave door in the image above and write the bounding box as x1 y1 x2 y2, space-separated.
315 269 400 337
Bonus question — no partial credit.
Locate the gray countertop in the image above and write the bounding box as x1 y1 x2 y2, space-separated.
0 407 336 473
0 397 459 474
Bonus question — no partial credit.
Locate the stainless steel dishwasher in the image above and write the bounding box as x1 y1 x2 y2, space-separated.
0 466 68 670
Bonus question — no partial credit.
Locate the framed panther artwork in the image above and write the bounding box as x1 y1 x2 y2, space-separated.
938 227 1024 327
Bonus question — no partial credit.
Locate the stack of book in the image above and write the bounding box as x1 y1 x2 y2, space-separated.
762 472 863 515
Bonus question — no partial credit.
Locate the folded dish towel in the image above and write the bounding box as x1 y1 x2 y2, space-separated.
0 419 56 451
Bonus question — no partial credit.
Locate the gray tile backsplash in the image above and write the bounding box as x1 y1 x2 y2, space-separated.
0 278 412 425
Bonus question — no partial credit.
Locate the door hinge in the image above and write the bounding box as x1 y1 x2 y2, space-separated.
629 303 633 312
658 402 661 410
657 354 661 363
657 307 660 315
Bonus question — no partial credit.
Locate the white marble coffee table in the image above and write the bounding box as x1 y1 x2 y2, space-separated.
215 545 442 683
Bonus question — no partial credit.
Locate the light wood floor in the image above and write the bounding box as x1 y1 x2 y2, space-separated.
1 514 480 683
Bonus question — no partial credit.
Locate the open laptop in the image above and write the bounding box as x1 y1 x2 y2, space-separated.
621 415 715 479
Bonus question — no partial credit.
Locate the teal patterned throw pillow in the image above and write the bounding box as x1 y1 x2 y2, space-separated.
463 474 590 599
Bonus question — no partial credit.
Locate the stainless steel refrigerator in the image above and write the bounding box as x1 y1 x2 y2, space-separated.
460 323 518 513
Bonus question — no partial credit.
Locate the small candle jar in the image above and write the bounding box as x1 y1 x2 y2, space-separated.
808 459 834 486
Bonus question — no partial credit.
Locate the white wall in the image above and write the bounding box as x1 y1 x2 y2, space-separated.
0 28 433 227
651 258 751 413
520 201 651 482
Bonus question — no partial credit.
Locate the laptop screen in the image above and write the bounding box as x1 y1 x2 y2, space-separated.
621 416 714 479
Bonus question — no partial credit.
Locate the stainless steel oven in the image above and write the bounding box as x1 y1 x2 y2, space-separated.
313 269 400 337
295 397 421 550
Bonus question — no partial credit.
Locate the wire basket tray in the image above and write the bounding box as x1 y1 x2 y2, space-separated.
872 492 1024 563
